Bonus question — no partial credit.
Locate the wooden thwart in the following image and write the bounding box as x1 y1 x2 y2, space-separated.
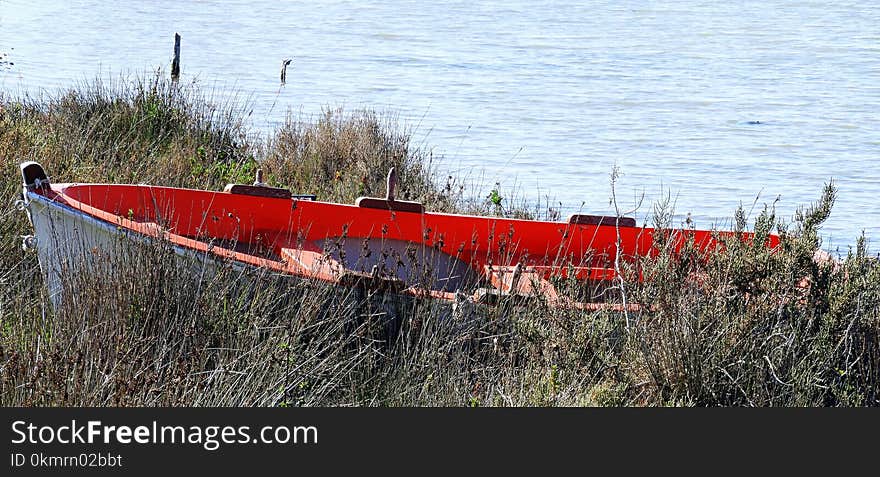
355 167 425 213
355 197 424 213
568 214 636 227
484 264 559 300
223 184 292 199
281 247 406 292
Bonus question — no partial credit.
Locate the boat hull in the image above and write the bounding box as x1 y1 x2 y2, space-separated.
19 162 780 313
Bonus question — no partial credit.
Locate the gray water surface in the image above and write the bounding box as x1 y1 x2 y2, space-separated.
2 0 878 250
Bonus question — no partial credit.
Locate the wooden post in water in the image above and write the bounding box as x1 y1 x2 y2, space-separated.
171 33 181 82
280 58 292 85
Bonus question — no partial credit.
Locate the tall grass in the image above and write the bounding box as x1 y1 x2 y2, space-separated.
1 75 877 406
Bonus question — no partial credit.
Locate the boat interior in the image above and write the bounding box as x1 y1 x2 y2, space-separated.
44 180 728 303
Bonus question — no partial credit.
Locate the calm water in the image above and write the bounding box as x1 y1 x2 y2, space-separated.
2 1 878 250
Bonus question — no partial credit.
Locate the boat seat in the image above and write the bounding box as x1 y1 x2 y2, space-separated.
223 183 292 199
355 197 424 213
568 214 636 227
483 264 560 301
355 166 425 213
281 247 407 292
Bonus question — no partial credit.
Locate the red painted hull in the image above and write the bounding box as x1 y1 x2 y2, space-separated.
33 182 780 306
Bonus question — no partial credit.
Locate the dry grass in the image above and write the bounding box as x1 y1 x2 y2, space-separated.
1 75 878 406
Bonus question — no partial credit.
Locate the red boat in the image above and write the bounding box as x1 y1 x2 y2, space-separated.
19 162 779 310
